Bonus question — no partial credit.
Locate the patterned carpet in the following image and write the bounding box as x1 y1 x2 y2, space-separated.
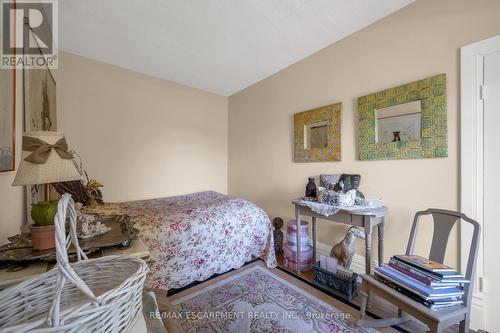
170 265 381 333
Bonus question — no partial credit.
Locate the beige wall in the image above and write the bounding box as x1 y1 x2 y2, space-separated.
0 53 228 245
57 52 228 202
228 0 500 268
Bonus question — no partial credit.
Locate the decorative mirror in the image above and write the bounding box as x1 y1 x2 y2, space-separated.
0 67 16 172
358 74 447 160
294 102 341 162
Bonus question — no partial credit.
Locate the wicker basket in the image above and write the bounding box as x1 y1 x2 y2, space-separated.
0 194 148 333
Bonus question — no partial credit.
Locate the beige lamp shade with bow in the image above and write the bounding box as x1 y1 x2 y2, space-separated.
12 132 83 186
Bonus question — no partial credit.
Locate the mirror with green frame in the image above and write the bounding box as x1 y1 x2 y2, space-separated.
358 74 447 160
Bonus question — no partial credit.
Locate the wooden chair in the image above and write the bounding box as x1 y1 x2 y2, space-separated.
357 209 480 333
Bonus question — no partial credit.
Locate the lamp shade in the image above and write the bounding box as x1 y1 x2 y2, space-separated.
12 131 83 186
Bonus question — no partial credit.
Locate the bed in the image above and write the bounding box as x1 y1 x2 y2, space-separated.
86 191 277 291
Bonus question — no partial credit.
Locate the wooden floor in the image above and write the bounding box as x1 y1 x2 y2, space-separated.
276 253 463 333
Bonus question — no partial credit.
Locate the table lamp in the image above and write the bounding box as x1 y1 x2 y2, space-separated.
12 131 83 250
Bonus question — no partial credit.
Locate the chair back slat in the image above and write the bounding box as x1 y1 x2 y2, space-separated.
429 212 460 263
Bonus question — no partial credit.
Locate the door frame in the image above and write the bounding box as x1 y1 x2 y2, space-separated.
460 34 500 331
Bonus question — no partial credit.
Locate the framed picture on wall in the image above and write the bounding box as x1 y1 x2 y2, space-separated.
24 68 57 132
0 66 16 172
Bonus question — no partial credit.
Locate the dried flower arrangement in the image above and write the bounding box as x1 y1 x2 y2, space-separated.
52 151 104 206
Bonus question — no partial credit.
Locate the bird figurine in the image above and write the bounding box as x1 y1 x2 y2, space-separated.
330 226 366 268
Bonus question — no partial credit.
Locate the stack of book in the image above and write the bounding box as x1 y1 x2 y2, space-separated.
374 255 469 310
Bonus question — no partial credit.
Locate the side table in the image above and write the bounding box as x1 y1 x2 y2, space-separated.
292 199 388 275
0 238 149 290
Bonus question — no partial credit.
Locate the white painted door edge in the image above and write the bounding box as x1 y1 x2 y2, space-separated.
460 33 500 331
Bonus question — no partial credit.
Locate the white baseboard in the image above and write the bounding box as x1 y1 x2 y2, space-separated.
469 297 485 331
314 241 377 274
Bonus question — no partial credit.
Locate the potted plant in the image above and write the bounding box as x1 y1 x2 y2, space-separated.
30 201 57 251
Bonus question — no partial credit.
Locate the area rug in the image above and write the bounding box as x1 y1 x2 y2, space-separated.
169 265 380 333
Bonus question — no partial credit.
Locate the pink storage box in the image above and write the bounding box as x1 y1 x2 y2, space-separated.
284 257 313 271
284 244 313 264
286 219 310 251
286 241 310 252
286 219 309 232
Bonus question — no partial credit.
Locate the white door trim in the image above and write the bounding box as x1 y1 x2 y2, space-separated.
460 33 500 331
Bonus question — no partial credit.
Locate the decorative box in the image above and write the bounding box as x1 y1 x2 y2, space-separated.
284 258 313 272
286 219 309 232
284 220 313 271
317 188 356 207
320 174 341 190
286 234 310 250
284 245 313 263
312 262 358 301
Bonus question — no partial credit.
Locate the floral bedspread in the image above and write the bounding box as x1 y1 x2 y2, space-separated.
85 191 277 291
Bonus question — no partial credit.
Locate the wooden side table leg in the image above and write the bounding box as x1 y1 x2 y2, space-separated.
295 205 301 275
312 216 317 264
378 218 384 266
364 216 372 274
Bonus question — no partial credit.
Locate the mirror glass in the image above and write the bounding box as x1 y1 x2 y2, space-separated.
376 100 421 143
304 121 328 149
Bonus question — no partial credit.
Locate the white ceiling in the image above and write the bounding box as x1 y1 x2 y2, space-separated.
60 0 414 96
